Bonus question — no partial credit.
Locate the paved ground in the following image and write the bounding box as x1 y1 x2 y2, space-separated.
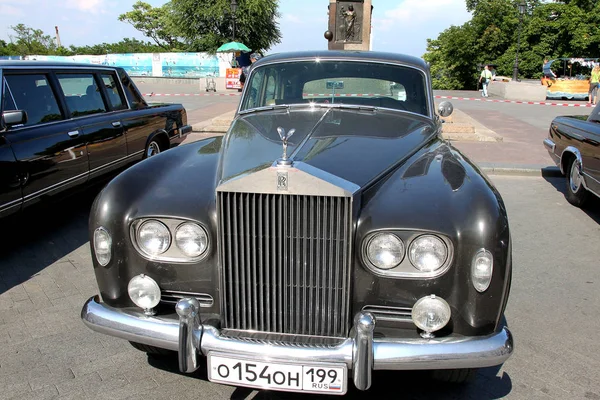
1 174 599 400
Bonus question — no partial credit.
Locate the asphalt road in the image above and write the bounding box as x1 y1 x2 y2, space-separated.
1 172 599 399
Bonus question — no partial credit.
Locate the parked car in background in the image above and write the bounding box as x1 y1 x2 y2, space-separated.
81 51 513 395
544 106 600 207
0 61 191 219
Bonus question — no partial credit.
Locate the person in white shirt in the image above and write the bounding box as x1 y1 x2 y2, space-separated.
479 65 493 97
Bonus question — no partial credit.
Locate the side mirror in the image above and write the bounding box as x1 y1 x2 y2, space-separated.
2 110 27 128
438 101 454 118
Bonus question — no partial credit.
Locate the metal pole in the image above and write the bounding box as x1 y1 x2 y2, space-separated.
512 13 523 82
233 18 236 42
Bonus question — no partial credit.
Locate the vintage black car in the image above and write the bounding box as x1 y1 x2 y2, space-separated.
0 61 191 219
81 51 513 395
544 106 600 207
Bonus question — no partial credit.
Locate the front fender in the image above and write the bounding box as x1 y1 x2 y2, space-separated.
90 137 223 309
355 139 511 336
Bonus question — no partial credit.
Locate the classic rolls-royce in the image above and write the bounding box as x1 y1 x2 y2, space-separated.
544 106 600 207
81 51 513 395
0 61 191 219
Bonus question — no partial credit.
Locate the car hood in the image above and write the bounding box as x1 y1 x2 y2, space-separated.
219 108 437 188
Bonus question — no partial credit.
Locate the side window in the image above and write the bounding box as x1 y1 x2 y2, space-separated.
242 71 265 109
118 71 145 109
100 73 127 110
57 73 106 117
264 71 278 105
4 74 63 126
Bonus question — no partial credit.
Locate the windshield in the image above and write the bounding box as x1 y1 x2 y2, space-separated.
240 60 430 117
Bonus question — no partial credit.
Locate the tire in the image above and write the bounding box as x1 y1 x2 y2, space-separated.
129 341 175 357
431 368 478 384
565 157 589 207
145 139 162 158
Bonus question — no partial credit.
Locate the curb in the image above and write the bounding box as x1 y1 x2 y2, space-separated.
481 166 562 177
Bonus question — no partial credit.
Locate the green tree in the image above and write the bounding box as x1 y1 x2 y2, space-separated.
424 0 600 89
118 1 182 50
8 23 57 55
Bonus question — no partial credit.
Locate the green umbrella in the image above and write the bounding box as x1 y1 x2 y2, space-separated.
216 41 251 52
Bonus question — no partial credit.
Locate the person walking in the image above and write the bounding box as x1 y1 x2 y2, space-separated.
588 65 600 105
479 65 493 98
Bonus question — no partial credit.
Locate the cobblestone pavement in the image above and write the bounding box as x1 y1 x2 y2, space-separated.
1 175 599 400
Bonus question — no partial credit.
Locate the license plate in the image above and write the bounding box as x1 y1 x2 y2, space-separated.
207 353 347 395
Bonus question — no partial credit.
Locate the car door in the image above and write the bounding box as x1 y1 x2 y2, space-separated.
56 71 127 179
583 110 600 194
3 70 89 208
0 75 22 218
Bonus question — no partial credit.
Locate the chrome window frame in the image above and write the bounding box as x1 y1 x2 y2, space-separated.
238 57 434 119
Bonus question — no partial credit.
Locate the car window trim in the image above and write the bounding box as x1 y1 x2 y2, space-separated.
2 77 17 111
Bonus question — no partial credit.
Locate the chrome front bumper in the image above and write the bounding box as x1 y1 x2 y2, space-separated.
544 138 560 166
81 296 513 391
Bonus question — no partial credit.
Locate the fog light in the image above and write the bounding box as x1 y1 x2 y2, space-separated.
411 295 451 338
472 249 493 292
93 227 112 266
128 274 161 315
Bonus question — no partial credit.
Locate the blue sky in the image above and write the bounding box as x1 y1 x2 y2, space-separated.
0 0 472 58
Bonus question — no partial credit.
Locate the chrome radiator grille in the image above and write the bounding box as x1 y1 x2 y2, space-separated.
218 192 352 338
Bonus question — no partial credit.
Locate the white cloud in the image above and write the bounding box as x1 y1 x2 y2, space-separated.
64 0 104 13
372 0 471 57
0 4 22 16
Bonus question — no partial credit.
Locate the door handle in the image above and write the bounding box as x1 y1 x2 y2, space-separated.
68 130 79 138
112 121 122 127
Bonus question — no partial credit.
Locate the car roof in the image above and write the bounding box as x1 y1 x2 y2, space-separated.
255 50 428 70
0 60 119 69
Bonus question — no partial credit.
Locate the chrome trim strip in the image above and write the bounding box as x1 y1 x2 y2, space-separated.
560 146 583 175
0 200 22 213
89 150 143 175
22 171 88 203
238 58 434 119
81 296 514 377
3 64 121 72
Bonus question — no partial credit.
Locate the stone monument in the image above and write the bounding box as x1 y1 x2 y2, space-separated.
325 0 372 50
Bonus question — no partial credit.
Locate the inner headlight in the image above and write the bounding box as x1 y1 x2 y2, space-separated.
175 222 208 258
366 233 405 270
128 274 161 312
409 235 448 272
93 227 112 266
137 220 171 256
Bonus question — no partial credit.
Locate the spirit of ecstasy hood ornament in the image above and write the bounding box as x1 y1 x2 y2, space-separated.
277 126 295 165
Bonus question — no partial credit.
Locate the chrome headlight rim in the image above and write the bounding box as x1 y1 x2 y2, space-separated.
364 232 405 270
362 230 453 279
131 217 211 263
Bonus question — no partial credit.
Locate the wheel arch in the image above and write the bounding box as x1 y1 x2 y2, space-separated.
560 146 582 175
144 129 170 156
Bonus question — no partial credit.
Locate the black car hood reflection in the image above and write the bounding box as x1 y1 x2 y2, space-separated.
219 108 436 187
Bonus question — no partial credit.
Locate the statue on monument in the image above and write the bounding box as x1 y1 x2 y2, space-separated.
339 4 357 41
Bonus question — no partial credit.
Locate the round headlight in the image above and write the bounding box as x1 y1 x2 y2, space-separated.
412 295 451 334
472 249 493 292
128 274 161 311
175 223 208 258
366 233 405 270
409 235 448 272
137 220 171 256
93 227 112 266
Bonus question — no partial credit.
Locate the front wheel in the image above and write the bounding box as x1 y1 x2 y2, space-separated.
565 158 589 207
145 139 162 158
